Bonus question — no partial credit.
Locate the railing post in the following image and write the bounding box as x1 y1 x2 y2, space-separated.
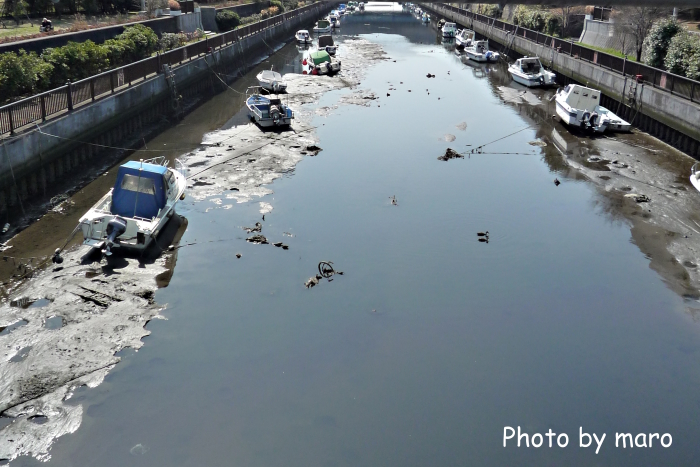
110 71 115 93
157 52 162 73
622 56 626 76
40 94 46 121
90 79 95 101
66 81 73 111
692 83 696 102
670 75 674 94
8 108 15 135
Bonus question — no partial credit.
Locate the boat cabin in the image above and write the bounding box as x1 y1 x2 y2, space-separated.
112 161 171 220
317 19 330 29
560 84 600 112
319 35 334 48
517 57 542 74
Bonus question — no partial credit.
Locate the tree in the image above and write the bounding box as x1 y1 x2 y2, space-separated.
642 17 682 68
664 31 700 79
612 7 669 61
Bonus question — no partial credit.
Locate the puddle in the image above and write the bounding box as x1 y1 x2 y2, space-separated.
43 315 65 330
0 319 29 336
27 415 48 425
10 346 32 363
29 298 51 308
0 416 13 430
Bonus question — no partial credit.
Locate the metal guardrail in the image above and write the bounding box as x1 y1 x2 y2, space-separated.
429 3 699 105
0 2 325 136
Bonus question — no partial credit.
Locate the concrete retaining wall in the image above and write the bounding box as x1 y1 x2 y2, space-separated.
176 11 204 33
424 4 700 158
579 17 629 55
0 2 330 217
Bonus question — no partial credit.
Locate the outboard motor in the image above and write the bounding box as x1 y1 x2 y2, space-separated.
104 215 128 256
269 105 282 125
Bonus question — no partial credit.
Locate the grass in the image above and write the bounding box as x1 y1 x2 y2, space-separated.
576 42 637 62
0 13 148 42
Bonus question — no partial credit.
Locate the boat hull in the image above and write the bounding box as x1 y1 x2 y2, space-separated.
509 69 555 88
466 51 499 62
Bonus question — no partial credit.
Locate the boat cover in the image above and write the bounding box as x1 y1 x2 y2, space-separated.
317 20 330 29
309 50 331 65
318 35 334 47
111 161 168 219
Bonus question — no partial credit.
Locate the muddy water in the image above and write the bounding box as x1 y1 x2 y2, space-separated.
8 7 700 467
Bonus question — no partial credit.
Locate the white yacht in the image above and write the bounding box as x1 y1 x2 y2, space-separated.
295 29 311 43
256 67 287 93
441 21 457 37
465 40 499 62
555 84 631 133
79 158 186 255
455 29 475 48
508 57 556 87
313 18 332 33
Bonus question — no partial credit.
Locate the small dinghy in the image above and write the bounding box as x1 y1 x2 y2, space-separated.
256 67 287 93
295 29 311 43
246 87 294 128
422 13 430 23
313 18 332 33
555 84 631 133
318 34 337 56
465 39 500 62
79 158 186 255
441 21 457 37
508 56 556 87
455 28 475 48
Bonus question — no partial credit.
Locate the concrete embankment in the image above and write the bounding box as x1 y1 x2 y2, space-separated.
423 3 700 160
0 2 331 227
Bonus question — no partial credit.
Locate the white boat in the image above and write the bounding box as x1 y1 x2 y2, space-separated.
441 22 457 37
318 34 337 56
302 49 341 75
690 162 700 193
256 67 287 93
422 13 430 23
455 28 475 48
246 87 294 127
79 158 186 255
313 18 332 33
329 11 341 28
295 29 311 43
338 3 347 14
358 2 364 11
555 84 631 133
508 56 556 87
465 40 500 62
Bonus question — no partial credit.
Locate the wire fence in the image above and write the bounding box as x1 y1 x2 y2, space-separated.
0 1 324 136
430 3 700 104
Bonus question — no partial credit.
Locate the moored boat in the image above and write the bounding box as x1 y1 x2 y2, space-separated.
441 21 457 37
295 29 311 43
422 13 430 23
256 67 287 93
79 158 186 255
455 28 475 48
313 18 332 33
318 34 337 56
465 39 500 62
302 49 341 75
508 56 556 87
691 162 700 193
246 87 294 127
554 84 631 133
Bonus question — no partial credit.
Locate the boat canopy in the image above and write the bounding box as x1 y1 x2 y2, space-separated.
309 50 331 65
317 19 330 29
111 161 169 219
562 84 600 112
318 35 334 47
260 70 282 81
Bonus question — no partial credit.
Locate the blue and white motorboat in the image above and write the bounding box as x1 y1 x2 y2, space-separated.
246 87 294 127
79 158 186 254
338 3 346 14
465 40 500 62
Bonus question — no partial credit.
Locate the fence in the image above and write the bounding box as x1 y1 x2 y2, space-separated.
0 2 324 136
430 4 700 105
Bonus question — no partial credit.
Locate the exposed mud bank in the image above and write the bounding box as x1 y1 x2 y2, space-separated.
0 37 388 463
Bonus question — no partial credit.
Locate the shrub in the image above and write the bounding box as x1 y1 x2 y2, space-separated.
0 51 53 104
481 4 500 18
664 31 700 80
513 6 560 36
159 32 186 51
239 13 261 25
270 0 283 11
41 40 110 86
260 6 278 18
642 18 682 69
116 23 159 61
168 0 180 10
216 10 240 31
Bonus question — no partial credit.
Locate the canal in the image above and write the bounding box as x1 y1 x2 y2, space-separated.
4 3 700 466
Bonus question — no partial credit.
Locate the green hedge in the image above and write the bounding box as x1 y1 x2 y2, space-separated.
513 6 559 37
664 31 700 80
215 10 241 32
642 18 683 69
0 23 158 104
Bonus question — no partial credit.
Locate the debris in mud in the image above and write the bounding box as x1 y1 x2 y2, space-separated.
554 178 561 186
305 275 321 288
244 223 262 233
236 253 242 258
306 145 322 155
130 444 148 456
587 156 606 163
390 195 398 206
246 235 268 244
529 140 547 147
438 148 464 161
426 73 435 78
442 134 456 142
283 232 295 237
625 194 651 203
456 122 467 131
305 261 344 288
2 223 9 233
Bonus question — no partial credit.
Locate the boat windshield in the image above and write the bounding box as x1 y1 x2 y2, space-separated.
261 70 281 80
